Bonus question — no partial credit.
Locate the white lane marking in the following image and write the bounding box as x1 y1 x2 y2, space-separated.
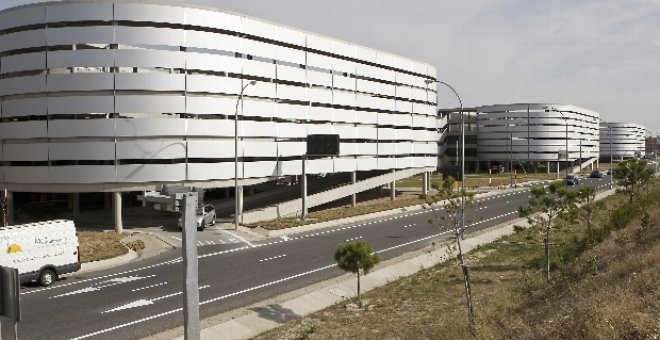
103 285 210 313
132 282 167 292
170 236 182 241
402 223 416 229
23 258 182 295
344 236 363 242
76 219 504 339
259 254 287 262
223 230 255 248
50 275 156 299
199 245 250 259
280 235 290 241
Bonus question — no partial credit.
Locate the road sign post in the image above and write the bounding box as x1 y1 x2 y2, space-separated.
1 265 21 340
181 194 200 340
139 189 199 340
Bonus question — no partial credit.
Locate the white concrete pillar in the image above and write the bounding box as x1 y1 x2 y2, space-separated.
546 162 550 174
390 170 396 201
2 190 14 226
351 172 357 207
113 192 123 234
301 156 308 219
422 172 429 195
237 186 244 223
72 193 80 219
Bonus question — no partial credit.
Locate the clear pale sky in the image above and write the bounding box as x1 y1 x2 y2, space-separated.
2 0 659 134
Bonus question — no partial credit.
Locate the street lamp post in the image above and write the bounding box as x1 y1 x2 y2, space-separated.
609 125 613 190
234 80 257 230
551 109 569 178
425 79 464 238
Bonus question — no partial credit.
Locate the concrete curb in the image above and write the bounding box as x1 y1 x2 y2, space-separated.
77 243 137 275
247 187 520 238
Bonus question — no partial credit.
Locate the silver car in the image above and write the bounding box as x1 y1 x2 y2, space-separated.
179 204 216 230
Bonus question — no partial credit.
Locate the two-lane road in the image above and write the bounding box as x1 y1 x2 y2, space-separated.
16 177 612 340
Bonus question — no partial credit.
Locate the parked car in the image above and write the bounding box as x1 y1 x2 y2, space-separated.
589 170 604 178
565 175 579 186
178 204 216 231
606 168 612 175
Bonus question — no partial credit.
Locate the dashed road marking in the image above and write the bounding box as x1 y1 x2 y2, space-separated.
131 282 168 292
259 254 287 262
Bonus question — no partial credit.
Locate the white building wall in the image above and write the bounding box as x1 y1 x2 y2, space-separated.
599 122 646 159
0 1 438 191
476 104 600 162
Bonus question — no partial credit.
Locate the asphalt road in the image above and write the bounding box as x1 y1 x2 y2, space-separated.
14 177 612 340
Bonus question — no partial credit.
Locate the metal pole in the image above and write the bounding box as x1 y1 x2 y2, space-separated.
444 83 464 238
301 154 307 219
510 129 513 187
424 80 464 237
234 81 256 230
610 126 613 190
565 114 569 177
182 194 200 340
554 109 569 177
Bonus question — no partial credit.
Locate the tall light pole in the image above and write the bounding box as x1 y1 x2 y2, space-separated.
234 80 257 230
609 125 613 190
425 79 464 238
551 109 569 178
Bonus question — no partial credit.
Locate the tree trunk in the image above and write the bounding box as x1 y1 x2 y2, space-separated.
457 234 475 334
544 227 550 283
357 269 362 308
461 264 476 335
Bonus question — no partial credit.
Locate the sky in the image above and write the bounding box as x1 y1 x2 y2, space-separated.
2 0 659 134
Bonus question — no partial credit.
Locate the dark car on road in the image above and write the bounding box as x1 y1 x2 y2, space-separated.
565 175 579 186
590 170 604 178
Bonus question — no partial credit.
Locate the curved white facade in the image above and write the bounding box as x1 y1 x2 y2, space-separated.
599 122 645 159
476 104 600 162
0 1 438 192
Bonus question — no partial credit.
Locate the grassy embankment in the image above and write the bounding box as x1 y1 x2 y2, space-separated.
78 231 127 263
255 178 660 339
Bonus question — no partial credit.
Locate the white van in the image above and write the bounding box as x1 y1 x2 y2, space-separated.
0 219 81 286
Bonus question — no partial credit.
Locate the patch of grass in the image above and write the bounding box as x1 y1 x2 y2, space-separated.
246 194 427 230
78 231 127 263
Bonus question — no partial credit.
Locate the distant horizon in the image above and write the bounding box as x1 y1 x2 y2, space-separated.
2 0 659 134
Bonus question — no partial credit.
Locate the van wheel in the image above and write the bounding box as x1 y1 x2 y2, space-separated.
212 215 216 225
39 269 57 286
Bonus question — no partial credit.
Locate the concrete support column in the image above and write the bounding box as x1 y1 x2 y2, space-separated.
422 172 429 195
72 193 80 219
113 192 123 234
301 156 308 219
546 162 550 174
2 190 14 226
237 186 244 223
390 170 396 201
351 172 357 207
